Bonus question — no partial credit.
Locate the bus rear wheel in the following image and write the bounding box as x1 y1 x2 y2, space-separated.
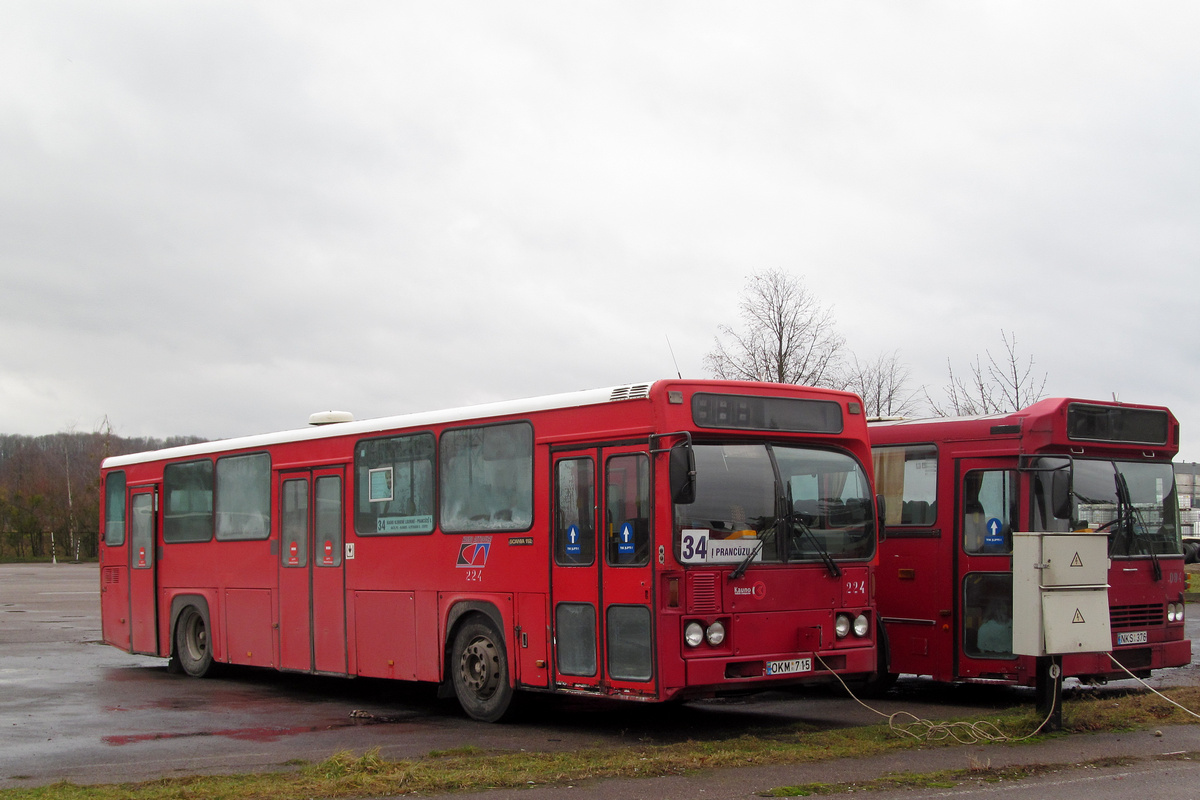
175 605 214 678
451 617 513 722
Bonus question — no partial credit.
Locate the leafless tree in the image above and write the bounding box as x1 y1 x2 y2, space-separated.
704 269 846 387
845 350 920 418
924 330 1047 416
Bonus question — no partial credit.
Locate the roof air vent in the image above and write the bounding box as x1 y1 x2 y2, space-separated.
609 383 652 402
309 410 355 425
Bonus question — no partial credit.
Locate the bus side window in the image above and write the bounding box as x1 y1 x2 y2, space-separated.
104 471 127 547
440 423 533 532
962 470 1017 555
871 445 937 527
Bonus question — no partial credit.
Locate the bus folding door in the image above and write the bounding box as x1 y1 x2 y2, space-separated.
550 446 656 697
128 487 159 656
955 458 1019 680
277 467 348 675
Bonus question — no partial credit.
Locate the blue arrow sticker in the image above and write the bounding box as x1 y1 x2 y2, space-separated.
617 522 636 559
984 518 1005 548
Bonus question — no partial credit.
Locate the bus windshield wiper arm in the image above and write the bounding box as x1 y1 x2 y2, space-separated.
1116 471 1161 581
791 514 842 578
729 537 764 581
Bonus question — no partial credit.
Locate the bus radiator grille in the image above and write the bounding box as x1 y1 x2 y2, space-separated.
688 573 720 613
103 568 121 585
1110 603 1164 628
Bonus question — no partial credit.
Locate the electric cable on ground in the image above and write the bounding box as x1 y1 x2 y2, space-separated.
815 654 1058 744
1107 653 1200 720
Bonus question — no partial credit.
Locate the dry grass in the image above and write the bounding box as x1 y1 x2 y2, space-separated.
5 686 1200 800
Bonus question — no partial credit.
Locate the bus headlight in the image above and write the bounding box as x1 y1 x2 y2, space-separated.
1168 603 1184 623
853 614 870 638
706 621 726 646
685 621 705 647
835 613 851 639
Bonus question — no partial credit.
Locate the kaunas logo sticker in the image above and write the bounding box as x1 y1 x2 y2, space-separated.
733 581 767 599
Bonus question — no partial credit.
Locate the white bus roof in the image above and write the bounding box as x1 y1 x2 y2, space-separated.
102 382 654 469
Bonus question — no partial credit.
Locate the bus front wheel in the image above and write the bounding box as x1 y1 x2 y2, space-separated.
175 605 214 678
450 617 513 722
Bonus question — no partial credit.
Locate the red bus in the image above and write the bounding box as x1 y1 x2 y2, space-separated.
869 398 1191 689
99 380 882 721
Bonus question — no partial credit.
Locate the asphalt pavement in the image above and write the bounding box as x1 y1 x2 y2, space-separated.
3 562 1200 799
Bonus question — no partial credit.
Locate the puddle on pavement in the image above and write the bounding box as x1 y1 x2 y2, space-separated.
102 712 418 746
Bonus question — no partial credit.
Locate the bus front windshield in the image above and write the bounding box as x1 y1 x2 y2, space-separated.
1034 459 1180 557
675 443 875 564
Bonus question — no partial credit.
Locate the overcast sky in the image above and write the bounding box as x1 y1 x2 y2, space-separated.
3 2 1199 461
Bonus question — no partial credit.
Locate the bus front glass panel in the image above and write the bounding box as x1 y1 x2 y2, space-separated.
1032 459 1180 556
675 444 874 565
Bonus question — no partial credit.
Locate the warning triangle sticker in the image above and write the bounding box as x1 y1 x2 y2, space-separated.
1072 608 1086 624
1071 552 1084 567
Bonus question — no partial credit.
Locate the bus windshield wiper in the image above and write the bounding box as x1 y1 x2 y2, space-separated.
1117 471 1161 582
790 513 842 578
729 537 765 581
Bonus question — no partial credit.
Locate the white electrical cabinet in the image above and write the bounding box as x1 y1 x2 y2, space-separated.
1013 532 1112 656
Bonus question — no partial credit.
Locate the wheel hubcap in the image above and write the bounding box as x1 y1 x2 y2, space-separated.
460 636 499 699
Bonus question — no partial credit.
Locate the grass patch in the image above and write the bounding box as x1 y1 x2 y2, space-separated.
762 763 1063 796
5 687 1200 800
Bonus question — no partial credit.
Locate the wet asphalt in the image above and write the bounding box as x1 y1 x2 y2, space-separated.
3 562 1200 797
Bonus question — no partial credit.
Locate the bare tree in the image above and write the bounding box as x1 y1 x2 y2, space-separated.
704 269 846 387
925 330 1048 416
845 350 920 418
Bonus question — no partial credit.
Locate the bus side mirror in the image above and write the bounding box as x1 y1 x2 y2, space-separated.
1051 470 1071 520
670 445 696 505
875 494 887 542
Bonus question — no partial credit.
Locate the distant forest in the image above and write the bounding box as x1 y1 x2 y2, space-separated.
0 431 205 562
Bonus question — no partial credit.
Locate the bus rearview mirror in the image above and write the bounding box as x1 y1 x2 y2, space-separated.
875 494 887 542
670 445 696 505
1051 470 1072 520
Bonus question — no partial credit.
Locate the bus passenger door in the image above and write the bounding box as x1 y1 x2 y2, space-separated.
551 446 656 696
278 467 348 674
550 451 602 692
128 487 159 655
597 446 656 696
956 459 1018 679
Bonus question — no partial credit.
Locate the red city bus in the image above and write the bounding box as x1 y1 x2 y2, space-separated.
868 398 1191 689
99 380 882 721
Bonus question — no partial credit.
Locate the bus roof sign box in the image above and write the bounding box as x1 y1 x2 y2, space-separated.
1013 532 1112 656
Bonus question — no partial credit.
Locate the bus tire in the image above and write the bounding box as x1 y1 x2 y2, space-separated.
174 605 214 678
450 616 513 722
853 623 897 698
